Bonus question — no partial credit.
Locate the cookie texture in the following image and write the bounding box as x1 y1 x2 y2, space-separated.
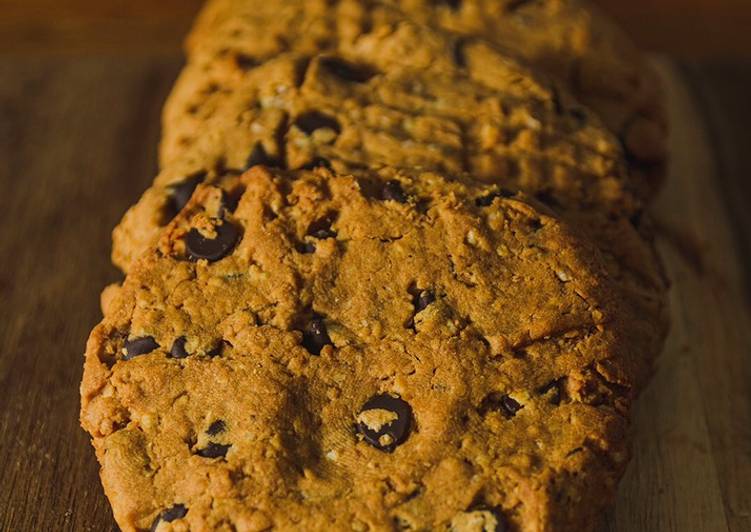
83 167 651 532
113 10 644 274
165 0 667 196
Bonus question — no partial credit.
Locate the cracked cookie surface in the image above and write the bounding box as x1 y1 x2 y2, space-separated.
166 0 667 196
84 166 651 532
113 13 641 274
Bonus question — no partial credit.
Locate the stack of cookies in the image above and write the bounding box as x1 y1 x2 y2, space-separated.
80 1 669 530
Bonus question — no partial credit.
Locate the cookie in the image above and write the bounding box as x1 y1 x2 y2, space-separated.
83 166 651 531
165 0 667 197
114 33 636 272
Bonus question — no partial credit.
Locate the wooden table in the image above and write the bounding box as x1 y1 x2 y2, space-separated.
1 10 751 532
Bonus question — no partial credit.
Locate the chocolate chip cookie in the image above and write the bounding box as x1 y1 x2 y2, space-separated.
83 166 651 531
165 0 667 197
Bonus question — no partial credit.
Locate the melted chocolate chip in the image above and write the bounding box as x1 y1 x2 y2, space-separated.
244 142 278 170
479 393 523 418
124 336 159 360
150 504 187 531
164 172 206 221
320 56 376 83
169 337 189 359
207 420 226 436
414 290 435 312
301 316 332 355
196 442 231 459
382 180 407 203
185 221 241 262
294 111 341 135
357 393 413 453
475 189 514 207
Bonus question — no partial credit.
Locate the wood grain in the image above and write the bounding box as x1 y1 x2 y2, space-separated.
0 55 750 531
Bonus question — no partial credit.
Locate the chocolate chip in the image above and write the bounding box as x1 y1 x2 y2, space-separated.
196 442 231 459
301 316 332 355
185 221 241 262
207 420 226 436
296 241 317 254
124 336 159 360
244 142 278 170
207 342 224 358
357 393 413 453
150 504 187 532
294 111 341 135
479 393 523 418
382 180 407 203
307 214 337 240
169 337 189 359
475 189 514 207
414 290 435 312
165 172 206 221
320 56 376 83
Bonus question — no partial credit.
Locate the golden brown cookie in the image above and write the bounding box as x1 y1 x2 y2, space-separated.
166 0 667 197
83 166 653 532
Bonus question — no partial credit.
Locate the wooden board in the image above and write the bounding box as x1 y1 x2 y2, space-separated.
0 55 749 531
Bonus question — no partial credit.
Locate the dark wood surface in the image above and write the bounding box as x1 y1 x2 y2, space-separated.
1 5 751 532
3 0 751 58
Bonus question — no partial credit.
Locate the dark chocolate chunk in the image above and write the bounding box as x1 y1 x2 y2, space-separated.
382 180 407 203
301 316 332 355
185 221 241 262
414 290 435 312
479 392 524 418
124 336 159 360
169 337 189 359
320 56 376 83
150 504 188 532
357 393 413 453
475 189 514 207
206 420 226 436
296 241 317 254
196 442 231 459
165 172 206 221
294 111 341 135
